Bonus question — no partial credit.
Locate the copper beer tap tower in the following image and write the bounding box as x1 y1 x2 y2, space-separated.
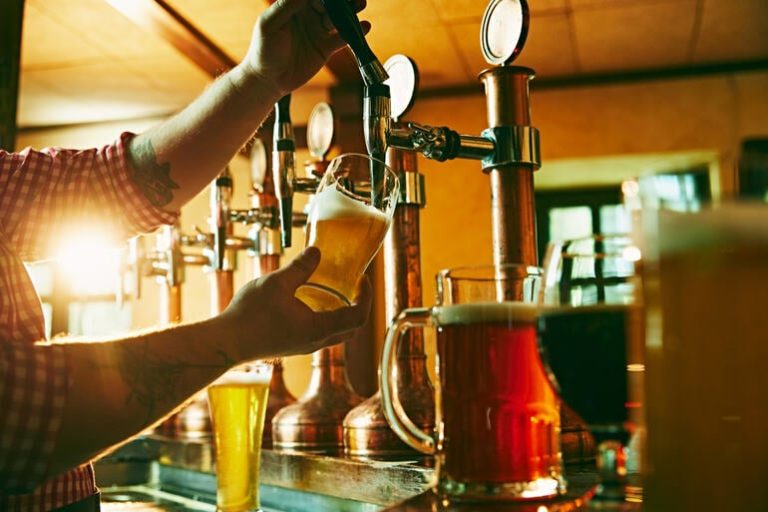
343 55 435 459
270 98 363 455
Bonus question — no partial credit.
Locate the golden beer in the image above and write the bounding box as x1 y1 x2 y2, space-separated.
208 366 272 512
642 206 768 511
296 183 390 311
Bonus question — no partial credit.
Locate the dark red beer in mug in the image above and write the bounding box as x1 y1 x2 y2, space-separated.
380 265 564 501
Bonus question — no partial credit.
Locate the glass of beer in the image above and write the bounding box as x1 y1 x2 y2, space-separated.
538 235 643 508
641 204 768 511
208 363 273 512
380 265 565 502
295 153 399 311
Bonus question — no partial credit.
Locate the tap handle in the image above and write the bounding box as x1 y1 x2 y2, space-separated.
321 0 388 84
212 170 233 270
276 94 292 124
273 95 296 248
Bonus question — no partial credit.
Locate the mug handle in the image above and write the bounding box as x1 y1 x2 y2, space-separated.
379 307 436 454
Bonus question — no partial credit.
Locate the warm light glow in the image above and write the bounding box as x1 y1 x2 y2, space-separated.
627 363 645 372
621 179 640 197
56 232 124 297
622 245 642 262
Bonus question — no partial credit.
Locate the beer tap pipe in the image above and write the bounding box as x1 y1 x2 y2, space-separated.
211 168 233 271
209 168 236 314
272 94 296 249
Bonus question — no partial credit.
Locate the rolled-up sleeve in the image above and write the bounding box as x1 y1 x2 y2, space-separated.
0 341 68 493
0 132 179 261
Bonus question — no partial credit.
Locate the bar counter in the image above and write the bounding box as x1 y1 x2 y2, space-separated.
96 436 597 511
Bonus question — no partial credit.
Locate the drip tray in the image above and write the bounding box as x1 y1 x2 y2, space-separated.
101 485 215 511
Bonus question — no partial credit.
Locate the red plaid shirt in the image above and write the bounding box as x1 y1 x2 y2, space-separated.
0 132 177 510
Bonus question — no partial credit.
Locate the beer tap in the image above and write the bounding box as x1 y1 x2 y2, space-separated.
344 55 435 460
125 222 210 437
272 94 297 249
272 102 364 455
209 168 236 316
247 137 297 448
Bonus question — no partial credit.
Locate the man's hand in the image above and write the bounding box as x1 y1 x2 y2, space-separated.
244 0 371 96
217 247 373 361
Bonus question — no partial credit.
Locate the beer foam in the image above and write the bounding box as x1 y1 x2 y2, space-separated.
310 184 388 223
212 368 272 386
436 302 540 325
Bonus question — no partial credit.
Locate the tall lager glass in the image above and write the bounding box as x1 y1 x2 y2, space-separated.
641 204 768 511
208 363 273 512
296 153 399 311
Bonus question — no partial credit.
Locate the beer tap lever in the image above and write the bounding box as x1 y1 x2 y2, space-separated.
320 0 388 85
272 94 296 248
211 168 233 271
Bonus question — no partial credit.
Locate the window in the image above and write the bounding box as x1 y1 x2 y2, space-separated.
535 186 625 263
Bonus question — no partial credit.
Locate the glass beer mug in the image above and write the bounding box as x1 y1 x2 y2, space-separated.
380 265 565 501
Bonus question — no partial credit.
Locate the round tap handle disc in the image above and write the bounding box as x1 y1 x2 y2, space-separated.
250 137 268 191
384 54 419 121
307 102 335 160
481 0 530 66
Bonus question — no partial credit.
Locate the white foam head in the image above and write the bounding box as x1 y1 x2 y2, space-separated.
310 184 389 223
212 366 272 386
436 302 540 325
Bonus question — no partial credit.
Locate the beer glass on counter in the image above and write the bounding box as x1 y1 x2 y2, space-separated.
208 363 273 512
296 153 399 311
380 265 565 501
538 235 643 509
641 204 768 511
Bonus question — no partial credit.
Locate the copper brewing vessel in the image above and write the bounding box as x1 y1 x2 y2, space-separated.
273 343 362 455
343 147 435 460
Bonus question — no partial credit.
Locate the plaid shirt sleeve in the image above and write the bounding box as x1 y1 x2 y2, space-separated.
0 132 179 261
0 341 68 495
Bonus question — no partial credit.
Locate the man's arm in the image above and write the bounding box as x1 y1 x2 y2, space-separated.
44 248 371 480
127 0 369 212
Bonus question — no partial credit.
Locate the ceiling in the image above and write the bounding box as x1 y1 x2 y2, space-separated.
17 0 768 128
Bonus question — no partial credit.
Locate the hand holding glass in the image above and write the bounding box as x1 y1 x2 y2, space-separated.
295 153 399 311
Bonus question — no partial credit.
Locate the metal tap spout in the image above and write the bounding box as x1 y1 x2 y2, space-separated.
364 83 391 207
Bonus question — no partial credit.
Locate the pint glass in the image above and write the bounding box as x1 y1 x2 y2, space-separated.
641 204 768 511
380 265 564 501
208 363 273 512
296 153 399 311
